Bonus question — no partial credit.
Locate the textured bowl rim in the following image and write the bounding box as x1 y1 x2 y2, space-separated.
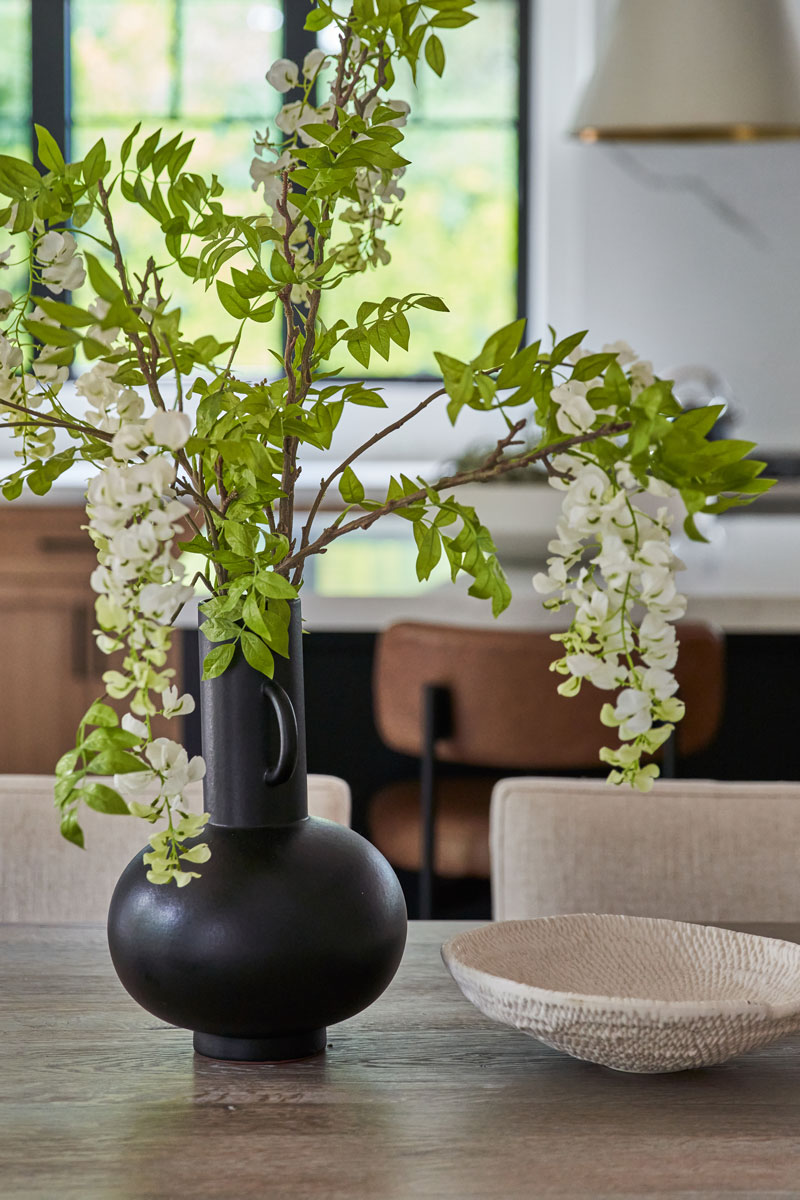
441 915 800 1024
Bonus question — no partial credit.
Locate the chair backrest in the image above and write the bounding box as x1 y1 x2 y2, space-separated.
490 776 800 923
0 773 351 923
374 621 724 768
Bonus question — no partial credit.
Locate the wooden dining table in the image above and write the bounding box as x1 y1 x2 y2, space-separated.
2 920 800 1199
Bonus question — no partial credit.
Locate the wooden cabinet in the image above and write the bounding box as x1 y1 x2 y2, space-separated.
0 505 182 773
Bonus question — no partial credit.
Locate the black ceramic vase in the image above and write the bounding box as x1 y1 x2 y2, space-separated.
107 600 407 1061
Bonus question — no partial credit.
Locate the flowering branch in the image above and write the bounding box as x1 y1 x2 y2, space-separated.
0 0 772 880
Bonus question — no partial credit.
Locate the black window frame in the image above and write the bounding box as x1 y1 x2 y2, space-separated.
27 0 532 378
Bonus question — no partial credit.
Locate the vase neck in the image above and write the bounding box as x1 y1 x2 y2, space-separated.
199 599 308 827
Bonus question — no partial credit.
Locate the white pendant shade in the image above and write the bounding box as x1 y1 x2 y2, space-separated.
572 0 800 141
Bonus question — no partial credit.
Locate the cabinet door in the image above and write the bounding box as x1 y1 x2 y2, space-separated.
0 506 184 773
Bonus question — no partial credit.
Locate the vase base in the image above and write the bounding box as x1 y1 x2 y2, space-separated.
193 1027 327 1062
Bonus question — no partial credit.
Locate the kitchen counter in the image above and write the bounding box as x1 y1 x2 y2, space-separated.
175 512 800 635
3 468 798 634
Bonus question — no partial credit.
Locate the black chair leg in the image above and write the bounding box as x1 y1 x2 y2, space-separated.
418 684 452 919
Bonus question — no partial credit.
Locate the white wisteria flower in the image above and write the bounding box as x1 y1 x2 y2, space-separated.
266 57 300 92
532 407 689 790
36 230 86 293
551 380 596 435
302 47 327 78
161 686 196 719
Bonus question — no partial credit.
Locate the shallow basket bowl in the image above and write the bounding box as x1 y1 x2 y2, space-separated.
441 915 800 1073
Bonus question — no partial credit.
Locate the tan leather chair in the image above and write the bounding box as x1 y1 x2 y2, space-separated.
370 621 724 917
0 773 351 923
490 776 800 923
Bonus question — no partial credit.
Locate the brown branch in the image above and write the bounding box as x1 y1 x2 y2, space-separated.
296 386 447 567
96 181 167 415
275 169 304 550
152 266 184 412
282 421 633 581
0 399 114 442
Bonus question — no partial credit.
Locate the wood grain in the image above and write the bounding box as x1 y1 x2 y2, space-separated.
1 921 799 1199
0 506 183 772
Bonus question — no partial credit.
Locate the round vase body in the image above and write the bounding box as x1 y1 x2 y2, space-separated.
107 601 407 1060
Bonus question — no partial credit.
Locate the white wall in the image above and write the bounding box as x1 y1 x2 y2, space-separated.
532 0 800 451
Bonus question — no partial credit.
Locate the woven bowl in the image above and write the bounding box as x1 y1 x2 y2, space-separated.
441 915 800 1073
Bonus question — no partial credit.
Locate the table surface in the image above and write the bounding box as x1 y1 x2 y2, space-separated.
3 920 800 1200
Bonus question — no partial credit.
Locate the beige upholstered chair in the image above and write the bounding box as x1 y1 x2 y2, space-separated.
0 773 351 923
490 777 800 924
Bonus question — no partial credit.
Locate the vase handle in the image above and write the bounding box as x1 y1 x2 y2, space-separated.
261 678 298 786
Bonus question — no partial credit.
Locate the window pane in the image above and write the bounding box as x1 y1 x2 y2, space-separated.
70 0 284 372
320 0 519 375
387 0 518 123
72 0 173 119
0 0 30 304
180 0 284 120
326 125 517 376
0 0 30 158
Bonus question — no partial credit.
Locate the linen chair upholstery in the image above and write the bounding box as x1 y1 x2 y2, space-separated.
0 773 351 923
490 776 800 924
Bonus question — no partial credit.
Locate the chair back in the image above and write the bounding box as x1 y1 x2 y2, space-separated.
490 776 800 923
374 621 724 768
0 773 351 923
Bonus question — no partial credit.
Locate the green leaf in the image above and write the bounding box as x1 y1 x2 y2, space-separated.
136 128 162 172
216 279 250 319
82 700 119 728
241 631 275 677
23 319 80 347
570 352 616 382
200 616 241 642
202 642 236 680
424 33 446 76
0 154 42 199
550 329 588 366
82 727 141 752
270 248 294 284
35 124 65 173
2 475 23 501
225 522 258 558
347 333 371 369
305 6 334 30
89 749 147 775
356 300 378 324
243 591 271 640
85 252 124 303
430 10 477 27
339 465 365 504
414 523 442 579
120 123 142 166
55 748 81 777
81 138 108 186
60 812 85 850
367 321 392 361
413 294 449 312
34 298 95 328
345 387 387 408
474 318 526 370
81 783 130 816
388 311 410 350
255 571 297 600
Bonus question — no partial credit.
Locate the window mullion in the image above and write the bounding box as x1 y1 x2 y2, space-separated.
518 0 532 325
283 1 318 106
31 0 70 166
